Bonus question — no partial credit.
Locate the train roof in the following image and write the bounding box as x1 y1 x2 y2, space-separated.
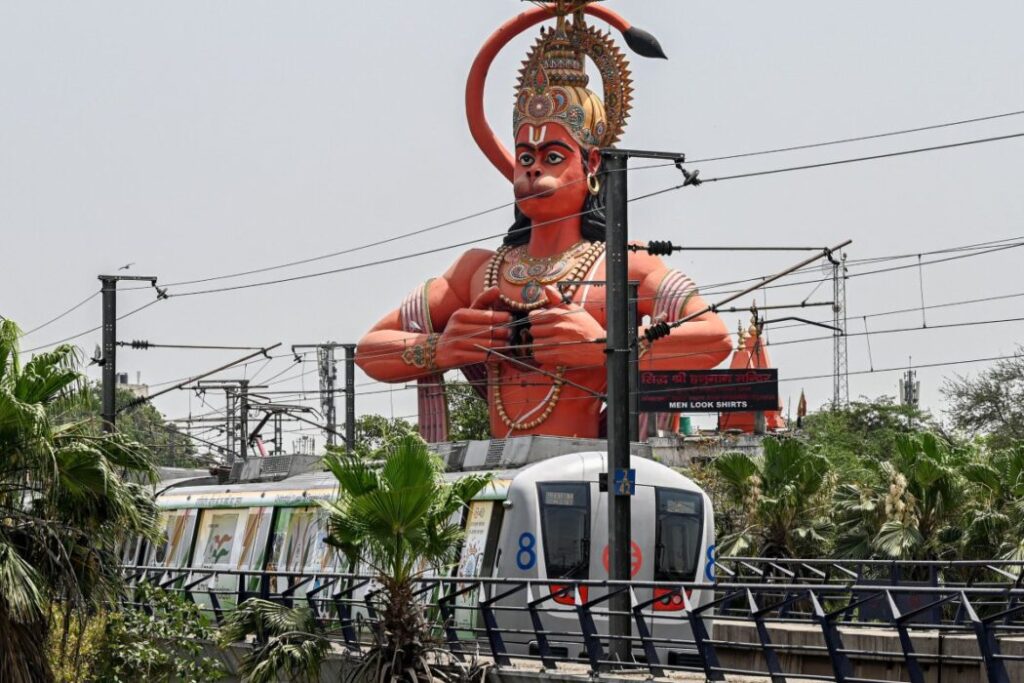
507 451 703 493
156 467 522 509
153 451 701 510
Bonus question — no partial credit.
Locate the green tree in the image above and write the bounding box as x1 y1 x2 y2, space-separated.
49 583 224 683
445 381 490 441
322 435 490 681
350 414 417 458
0 320 158 683
710 437 834 558
65 384 199 468
943 350 1024 449
802 396 934 469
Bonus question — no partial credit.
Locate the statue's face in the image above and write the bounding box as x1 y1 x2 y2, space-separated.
513 123 600 224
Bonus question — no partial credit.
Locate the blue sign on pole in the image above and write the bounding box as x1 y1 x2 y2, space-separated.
613 468 636 496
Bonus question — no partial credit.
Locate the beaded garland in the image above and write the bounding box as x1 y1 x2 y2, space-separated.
490 362 567 432
484 240 604 312
481 238 602 430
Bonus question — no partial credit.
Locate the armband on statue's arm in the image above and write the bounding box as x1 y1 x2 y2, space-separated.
400 333 440 372
652 270 697 323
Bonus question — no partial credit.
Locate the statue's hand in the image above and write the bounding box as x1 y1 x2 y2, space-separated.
528 287 606 369
437 287 511 367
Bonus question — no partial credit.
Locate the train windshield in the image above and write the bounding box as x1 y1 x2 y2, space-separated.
654 488 704 581
538 482 590 579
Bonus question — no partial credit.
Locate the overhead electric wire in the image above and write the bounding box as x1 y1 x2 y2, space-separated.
121 129 1024 301
181 235 1024 403
19 126 1019 362
766 315 1024 349
627 352 1024 400
698 238 1024 299
146 233 1024 419
687 233 1024 297
699 131 1024 184
20 298 163 354
766 289 1024 335
687 108 1024 164
18 291 100 338
117 107 1023 294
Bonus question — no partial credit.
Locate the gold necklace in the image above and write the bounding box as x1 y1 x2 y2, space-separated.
485 240 604 311
490 362 566 431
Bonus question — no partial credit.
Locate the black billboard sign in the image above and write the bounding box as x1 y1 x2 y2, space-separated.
638 369 779 413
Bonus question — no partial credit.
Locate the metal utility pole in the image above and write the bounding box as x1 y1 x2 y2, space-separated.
602 149 632 664
98 274 157 432
627 282 640 442
343 344 356 453
238 380 250 459
196 380 266 465
292 342 356 452
601 147 697 664
831 253 849 407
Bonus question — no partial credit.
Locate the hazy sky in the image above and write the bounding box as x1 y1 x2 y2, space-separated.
3 1 1023 449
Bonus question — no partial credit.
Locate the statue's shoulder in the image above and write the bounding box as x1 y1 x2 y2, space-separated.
445 248 496 279
441 248 498 304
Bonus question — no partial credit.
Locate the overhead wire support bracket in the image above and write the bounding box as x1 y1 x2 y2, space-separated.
628 242 833 255
761 317 843 334
643 239 853 344
115 343 283 414
114 340 268 351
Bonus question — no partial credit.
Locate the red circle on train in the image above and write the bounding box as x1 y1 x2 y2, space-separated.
602 541 642 577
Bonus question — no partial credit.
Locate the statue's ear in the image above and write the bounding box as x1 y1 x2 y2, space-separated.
586 147 602 175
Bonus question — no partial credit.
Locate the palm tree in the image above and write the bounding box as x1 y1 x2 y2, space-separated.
218 598 329 683
0 320 158 683
322 434 491 682
832 433 968 560
710 437 834 558
960 445 1024 561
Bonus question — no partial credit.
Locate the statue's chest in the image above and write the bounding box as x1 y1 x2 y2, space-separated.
487 242 607 323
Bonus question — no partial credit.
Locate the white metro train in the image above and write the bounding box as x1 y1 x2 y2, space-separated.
129 450 714 661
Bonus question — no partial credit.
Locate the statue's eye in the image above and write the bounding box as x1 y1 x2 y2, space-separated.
545 151 566 165
518 153 535 166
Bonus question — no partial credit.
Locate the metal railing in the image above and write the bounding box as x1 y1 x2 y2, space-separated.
118 559 1024 683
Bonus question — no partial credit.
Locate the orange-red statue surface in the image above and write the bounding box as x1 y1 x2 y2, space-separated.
357 2 732 440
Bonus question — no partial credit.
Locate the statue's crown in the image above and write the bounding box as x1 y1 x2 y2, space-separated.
514 12 632 149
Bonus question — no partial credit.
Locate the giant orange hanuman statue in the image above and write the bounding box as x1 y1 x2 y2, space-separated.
357 2 732 440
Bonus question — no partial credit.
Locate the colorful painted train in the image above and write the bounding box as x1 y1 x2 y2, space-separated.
127 450 714 660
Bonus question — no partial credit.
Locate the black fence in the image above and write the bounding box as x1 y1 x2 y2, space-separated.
119 558 1024 683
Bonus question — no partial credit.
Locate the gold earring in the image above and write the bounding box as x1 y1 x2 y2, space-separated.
586 172 600 196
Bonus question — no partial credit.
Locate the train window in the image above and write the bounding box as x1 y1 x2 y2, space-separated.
198 511 242 567
654 488 703 582
236 507 274 592
265 507 337 592
538 482 590 579
149 509 198 568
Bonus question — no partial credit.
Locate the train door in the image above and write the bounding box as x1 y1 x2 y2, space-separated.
454 499 505 632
